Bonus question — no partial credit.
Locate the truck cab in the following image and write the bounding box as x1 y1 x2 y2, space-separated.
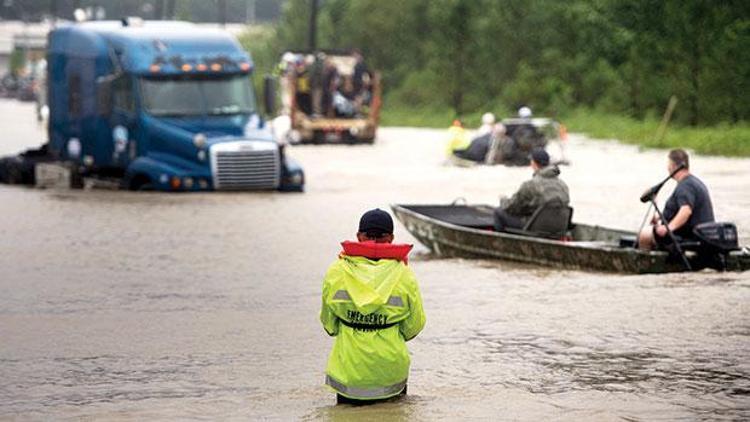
46 20 304 191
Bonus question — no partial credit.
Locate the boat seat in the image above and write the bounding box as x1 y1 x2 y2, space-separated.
505 200 573 239
403 205 495 229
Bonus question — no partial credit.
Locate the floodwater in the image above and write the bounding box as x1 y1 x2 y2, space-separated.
1 99 748 420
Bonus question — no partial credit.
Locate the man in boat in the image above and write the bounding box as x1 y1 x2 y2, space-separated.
485 123 514 164
518 106 533 119
453 123 507 163
320 209 426 404
638 149 715 250
493 148 570 231
477 112 496 137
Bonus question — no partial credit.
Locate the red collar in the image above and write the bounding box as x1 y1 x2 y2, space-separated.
340 241 413 263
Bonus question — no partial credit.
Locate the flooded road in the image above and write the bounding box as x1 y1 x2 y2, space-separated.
1 100 749 420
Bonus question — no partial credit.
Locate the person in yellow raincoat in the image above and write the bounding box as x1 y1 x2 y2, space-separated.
446 119 470 156
320 209 426 404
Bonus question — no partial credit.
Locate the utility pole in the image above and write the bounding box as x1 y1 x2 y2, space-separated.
154 0 164 19
49 0 57 21
49 0 61 26
655 95 679 146
72 0 81 18
246 0 255 24
166 0 176 19
308 0 318 51
218 0 227 27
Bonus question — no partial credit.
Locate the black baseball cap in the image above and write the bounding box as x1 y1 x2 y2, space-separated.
358 208 394 236
530 148 550 167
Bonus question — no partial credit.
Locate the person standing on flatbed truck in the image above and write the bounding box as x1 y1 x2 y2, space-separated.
322 57 339 117
320 209 426 404
295 57 313 115
352 49 371 104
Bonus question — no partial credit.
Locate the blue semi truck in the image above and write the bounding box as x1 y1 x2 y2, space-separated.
0 19 304 192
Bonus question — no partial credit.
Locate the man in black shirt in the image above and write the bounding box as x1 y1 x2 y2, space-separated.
638 149 715 249
352 49 369 94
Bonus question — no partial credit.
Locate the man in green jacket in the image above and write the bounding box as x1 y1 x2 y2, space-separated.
321 209 426 404
494 148 570 231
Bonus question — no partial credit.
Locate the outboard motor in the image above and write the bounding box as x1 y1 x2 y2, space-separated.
691 222 740 271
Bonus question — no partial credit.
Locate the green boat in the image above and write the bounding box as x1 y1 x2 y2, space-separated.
391 204 750 274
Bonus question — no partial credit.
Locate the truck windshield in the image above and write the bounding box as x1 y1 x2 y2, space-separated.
140 74 255 117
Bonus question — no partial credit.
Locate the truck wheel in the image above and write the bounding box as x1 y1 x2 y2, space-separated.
0 156 32 185
129 174 154 191
286 132 301 145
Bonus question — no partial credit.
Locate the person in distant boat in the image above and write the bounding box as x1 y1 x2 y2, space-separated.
446 119 471 157
477 112 496 137
485 122 512 164
638 149 715 250
453 122 507 163
494 148 570 231
320 209 426 405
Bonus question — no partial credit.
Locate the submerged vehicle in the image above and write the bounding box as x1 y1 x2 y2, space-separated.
0 19 304 192
391 204 750 274
277 49 381 144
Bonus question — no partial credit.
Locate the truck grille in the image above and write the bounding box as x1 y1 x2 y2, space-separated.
210 141 280 190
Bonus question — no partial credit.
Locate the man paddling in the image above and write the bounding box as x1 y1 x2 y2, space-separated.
638 149 715 250
494 148 570 231
320 209 426 404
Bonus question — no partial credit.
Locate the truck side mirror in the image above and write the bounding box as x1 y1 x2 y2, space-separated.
263 75 277 117
96 77 113 118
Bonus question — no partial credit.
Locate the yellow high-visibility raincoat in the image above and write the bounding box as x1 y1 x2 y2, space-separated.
446 124 470 156
321 245 426 400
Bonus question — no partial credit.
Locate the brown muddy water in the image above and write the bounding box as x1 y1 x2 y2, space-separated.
0 100 749 420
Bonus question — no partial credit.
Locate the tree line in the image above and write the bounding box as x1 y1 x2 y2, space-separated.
0 0 282 24
262 0 748 126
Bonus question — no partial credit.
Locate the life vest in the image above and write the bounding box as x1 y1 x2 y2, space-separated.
340 241 413 264
296 71 310 93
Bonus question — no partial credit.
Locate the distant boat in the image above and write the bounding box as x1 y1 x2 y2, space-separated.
391 204 750 274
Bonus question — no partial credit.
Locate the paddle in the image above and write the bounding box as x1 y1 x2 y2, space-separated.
639 163 691 270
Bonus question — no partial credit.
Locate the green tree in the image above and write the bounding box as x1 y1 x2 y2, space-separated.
256 0 749 126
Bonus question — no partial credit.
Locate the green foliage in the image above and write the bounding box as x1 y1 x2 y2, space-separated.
8 50 25 76
276 0 312 50
381 97 512 128
236 25 280 106
563 108 750 157
389 69 444 106
380 104 458 128
239 0 749 154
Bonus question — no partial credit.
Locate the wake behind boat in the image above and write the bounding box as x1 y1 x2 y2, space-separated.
391 204 750 274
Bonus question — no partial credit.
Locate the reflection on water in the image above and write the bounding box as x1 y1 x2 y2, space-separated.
1 105 749 419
